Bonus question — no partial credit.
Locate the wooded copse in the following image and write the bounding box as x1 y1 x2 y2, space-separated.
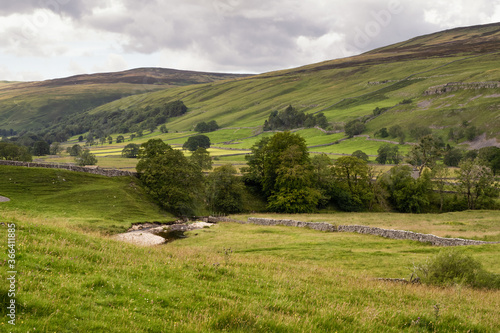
135 133 499 216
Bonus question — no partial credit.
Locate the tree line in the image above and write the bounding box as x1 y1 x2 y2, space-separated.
135 133 499 218
263 105 329 131
1 100 187 153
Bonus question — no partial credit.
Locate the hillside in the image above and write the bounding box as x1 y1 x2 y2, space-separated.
0 165 173 231
83 23 500 148
0 165 499 331
0 68 251 131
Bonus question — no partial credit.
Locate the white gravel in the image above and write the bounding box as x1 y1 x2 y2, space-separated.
113 232 166 246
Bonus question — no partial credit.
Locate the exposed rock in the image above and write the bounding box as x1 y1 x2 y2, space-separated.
423 81 500 96
113 232 166 246
115 221 215 246
462 133 500 149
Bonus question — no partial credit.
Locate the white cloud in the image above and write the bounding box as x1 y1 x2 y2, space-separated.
296 32 345 64
0 0 499 81
92 54 129 73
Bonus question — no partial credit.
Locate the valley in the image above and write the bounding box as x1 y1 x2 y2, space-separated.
1 22 500 332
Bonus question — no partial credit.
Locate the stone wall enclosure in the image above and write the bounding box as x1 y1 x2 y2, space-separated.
0 160 137 177
208 217 498 247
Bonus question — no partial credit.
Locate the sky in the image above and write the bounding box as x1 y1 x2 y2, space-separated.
1 0 500 82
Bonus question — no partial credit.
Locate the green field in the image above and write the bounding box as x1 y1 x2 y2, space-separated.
0 166 173 233
43 128 408 170
1 166 499 332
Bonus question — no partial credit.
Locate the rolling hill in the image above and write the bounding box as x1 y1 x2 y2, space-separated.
81 23 500 146
3 23 500 168
0 68 250 131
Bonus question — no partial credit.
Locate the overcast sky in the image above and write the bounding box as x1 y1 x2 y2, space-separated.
1 0 499 81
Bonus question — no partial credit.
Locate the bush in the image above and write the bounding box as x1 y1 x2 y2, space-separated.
195 120 219 133
344 119 365 137
413 250 500 289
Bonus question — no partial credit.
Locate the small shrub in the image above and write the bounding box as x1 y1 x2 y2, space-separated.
413 250 500 289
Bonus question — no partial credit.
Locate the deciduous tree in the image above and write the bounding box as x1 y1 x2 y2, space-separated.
381 165 432 213
329 156 374 211
0 142 32 161
407 135 443 176
190 147 213 170
33 140 50 156
121 143 140 158
136 139 203 216
183 135 211 151
376 145 401 164
206 164 244 214
344 119 365 137
455 158 498 210
244 132 320 213
75 149 98 166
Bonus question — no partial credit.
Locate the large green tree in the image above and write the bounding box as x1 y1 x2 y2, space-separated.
344 119 365 138
121 143 140 158
136 139 203 216
455 158 498 210
244 132 320 213
206 164 245 214
190 147 213 170
183 135 211 151
267 145 321 213
195 120 219 133
478 146 500 175
329 156 374 211
33 140 50 156
0 142 32 161
443 147 464 167
407 135 443 176
376 144 401 164
67 144 82 156
381 165 432 213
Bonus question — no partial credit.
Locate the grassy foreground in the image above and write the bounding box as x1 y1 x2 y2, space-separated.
1 166 499 332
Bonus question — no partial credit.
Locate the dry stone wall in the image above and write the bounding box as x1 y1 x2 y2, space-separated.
246 217 337 232
233 217 498 247
0 160 137 177
336 225 495 246
207 216 245 223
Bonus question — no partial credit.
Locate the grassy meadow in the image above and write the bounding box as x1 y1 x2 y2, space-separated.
1 166 500 332
37 127 409 170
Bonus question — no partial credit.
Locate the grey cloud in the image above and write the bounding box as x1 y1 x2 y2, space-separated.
0 0 97 19
76 0 336 72
1 0 499 80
